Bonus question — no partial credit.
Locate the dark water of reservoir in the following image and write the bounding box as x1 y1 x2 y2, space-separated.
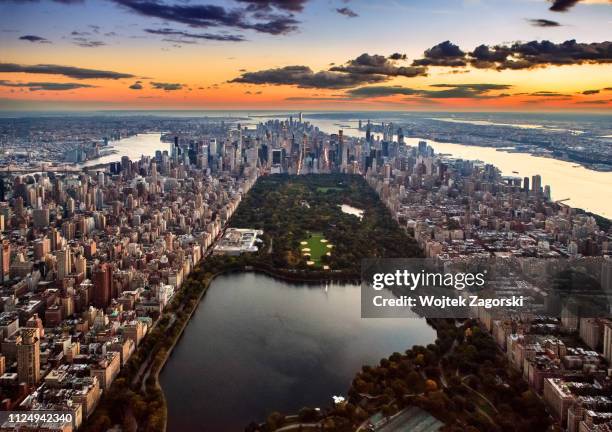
160 272 436 431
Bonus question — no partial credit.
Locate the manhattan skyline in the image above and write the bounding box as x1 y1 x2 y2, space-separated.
0 0 611 111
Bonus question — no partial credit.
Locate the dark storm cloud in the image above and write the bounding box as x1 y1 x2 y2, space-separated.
574 99 612 104
284 96 350 101
528 18 561 27
109 0 300 35
0 0 83 3
582 89 600 94
422 83 512 98
330 53 427 78
347 86 420 97
548 0 582 12
429 83 512 90
0 80 95 91
19 35 51 43
412 41 467 67
230 65 388 89
144 28 245 42
419 88 482 98
469 40 612 70
336 7 358 17
151 81 183 90
232 52 427 90
234 0 308 12
233 38 611 91
0 62 135 79
526 90 568 96
413 39 612 71
549 0 612 14
469 44 510 65
346 83 512 99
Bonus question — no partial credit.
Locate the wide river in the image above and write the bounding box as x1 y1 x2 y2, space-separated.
79 133 170 168
159 273 436 431
300 117 612 218
96 117 611 217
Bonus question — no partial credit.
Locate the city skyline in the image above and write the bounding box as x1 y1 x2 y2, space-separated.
1 0 611 111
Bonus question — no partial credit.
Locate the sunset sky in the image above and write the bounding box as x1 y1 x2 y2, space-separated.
0 0 611 111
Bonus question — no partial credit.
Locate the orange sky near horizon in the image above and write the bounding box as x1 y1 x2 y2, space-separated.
1 0 611 111
1 62 609 111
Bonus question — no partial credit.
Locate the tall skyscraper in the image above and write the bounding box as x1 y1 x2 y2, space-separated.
418 141 427 156
97 171 105 187
121 155 131 175
339 130 348 172
0 240 10 283
57 248 71 280
532 174 542 195
93 263 113 308
17 328 40 387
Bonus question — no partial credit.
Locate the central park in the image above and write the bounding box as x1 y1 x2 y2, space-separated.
82 174 552 432
227 173 422 274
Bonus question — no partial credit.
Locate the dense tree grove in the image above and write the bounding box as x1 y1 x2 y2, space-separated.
231 174 422 274
253 319 553 432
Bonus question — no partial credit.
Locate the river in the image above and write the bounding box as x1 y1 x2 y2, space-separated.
402 137 612 218
159 273 436 431
297 116 612 218
79 132 169 168
88 114 611 218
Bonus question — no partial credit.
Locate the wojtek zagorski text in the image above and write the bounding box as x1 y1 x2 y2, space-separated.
372 295 525 309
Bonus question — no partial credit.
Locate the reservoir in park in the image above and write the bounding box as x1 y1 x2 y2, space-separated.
159 272 436 431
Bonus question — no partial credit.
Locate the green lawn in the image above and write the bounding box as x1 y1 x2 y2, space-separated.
301 232 331 267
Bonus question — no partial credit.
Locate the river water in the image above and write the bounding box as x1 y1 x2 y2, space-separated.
159 273 436 431
99 119 611 217
299 117 612 218
413 139 612 218
79 133 169 168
